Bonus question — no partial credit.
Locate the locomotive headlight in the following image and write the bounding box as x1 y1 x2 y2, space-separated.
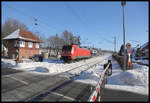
71 47 74 54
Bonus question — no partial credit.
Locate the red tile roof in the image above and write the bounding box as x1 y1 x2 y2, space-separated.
19 29 42 42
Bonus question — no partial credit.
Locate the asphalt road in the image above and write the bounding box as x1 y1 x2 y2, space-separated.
1 66 23 76
1 66 93 102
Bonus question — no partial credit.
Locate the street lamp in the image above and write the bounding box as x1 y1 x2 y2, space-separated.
121 1 126 71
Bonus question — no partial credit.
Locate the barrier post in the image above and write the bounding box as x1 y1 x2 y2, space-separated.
98 92 101 101
104 60 112 77
88 60 111 102
126 43 133 70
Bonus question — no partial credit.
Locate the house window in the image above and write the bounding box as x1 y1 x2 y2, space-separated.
12 54 15 59
19 41 25 47
14 40 19 47
28 42 33 48
36 43 39 48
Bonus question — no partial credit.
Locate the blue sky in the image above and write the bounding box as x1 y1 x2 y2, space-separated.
2 1 149 51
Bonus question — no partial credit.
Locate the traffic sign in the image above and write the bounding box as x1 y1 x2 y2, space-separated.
126 43 131 49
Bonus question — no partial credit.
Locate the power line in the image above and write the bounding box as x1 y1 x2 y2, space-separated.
64 2 88 31
3 3 58 32
114 36 116 52
98 35 114 44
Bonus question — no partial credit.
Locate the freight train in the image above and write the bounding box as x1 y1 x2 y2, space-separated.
60 44 91 62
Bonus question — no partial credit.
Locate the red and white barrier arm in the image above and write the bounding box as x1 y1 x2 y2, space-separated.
88 63 110 102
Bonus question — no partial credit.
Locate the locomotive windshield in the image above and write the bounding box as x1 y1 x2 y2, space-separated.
62 46 72 51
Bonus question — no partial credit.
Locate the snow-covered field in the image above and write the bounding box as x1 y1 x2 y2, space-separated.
1 53 111 75
1 53 149 95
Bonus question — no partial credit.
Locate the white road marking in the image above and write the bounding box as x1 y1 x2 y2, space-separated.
3 75 28 85
50 91 75 101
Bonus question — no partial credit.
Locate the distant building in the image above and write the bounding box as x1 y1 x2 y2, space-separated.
136 42 149 59
3 29 42 61
139 42 149 59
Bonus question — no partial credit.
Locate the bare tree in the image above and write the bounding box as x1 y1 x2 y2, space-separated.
61 30 74 45
47 30 81 57
47 33 62 57
61 30 81 46
2 18 28 39
2 17 28 56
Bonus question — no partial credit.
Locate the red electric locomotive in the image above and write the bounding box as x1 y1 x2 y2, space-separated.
61 44 91 62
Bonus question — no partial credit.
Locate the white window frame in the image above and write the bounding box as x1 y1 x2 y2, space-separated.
28 42 33 48
14 40 19 47
19 41 25 47
36 43 39 48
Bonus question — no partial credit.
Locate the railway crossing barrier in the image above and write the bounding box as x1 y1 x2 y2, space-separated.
88 60 112 102
127 49 133 69
126 43 133 70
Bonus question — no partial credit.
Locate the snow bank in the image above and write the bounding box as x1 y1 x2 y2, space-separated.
106 63 149 95
1 53 111 75
72 55 149 95
133 59 149 65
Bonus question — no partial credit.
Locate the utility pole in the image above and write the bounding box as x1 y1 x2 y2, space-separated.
121 1 126 71
114 36 116 52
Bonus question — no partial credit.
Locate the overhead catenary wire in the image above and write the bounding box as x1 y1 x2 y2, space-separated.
97 34 114 44
63 2 92 37
64 2 88 29
3 3 58 32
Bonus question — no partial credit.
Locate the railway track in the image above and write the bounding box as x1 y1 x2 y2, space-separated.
26 55 111 101
57 56 108 78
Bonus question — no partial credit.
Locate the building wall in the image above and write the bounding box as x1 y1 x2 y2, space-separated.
141 44 149 51
8 40 18 59
19 41 40 60
7 39 40 60
19 41 39 60
141 44 149 58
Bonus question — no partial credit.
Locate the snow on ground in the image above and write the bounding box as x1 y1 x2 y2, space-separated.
132 59 149 65
105 62 149 95
71 55 149 95
1 53 111 75
1 53 149 95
